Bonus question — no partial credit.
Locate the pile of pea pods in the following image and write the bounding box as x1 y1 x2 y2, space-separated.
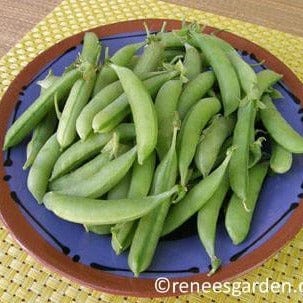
4 23 303 276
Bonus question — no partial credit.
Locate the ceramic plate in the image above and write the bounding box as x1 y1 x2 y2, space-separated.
1 19 303 297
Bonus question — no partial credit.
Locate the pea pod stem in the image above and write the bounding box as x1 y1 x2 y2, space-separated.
43 185 181 225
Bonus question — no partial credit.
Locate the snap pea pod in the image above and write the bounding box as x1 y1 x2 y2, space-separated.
213 136 233 168
76 80 124 140
107 171 132 200
43 185 180 225
133 41 164 77
248 137 265 168
57 72 96 149
84 224 112 235
92 70 178 134
197 175 229 276
127 55 139 69
162 148 233 236
50 123 135 180
229 100 255 205
3 67 84 150
194 115 235 178
260 95 303 153
155 79 183 159
108 64 158 164
191 32 241 116
225 162 269 244
55 147 137 198
27 134 61 203
93 42 144 96
257 70 282 96
270 141 293 174
183 43 201 80
23 71 59 169
177 71 216 119
178 97 221 186
129 122 179 276
111 152 156 255
81 32 101 66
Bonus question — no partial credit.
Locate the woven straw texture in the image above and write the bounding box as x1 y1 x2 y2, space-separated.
1 0 303 302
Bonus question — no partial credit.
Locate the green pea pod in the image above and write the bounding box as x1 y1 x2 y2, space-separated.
197 175 229 276
133 41 164 77
128 122 179 276
23 71 59 169
110 64 158 164
213 136 233 168
43 185 181 225
194 115 235 177
183 43 201 80
27 134 61 203
76 80 124 140
84 224 112 235
155 79 183 159
257 70 282 96
225 162 269 244
260 95 303 153
50 123 135 180
111 152 156 255
177 71 216 119
81 32 101 66
229 100 255 205
3 68 83 150
248 137 265 168
93 42 144 96
191 32 241 116
107 171 132 200
162 147 234 236
163 49 185 62
92 70 178 134
270 141 293 174
178 97 221 186
55 147 137 198
57 72 96 149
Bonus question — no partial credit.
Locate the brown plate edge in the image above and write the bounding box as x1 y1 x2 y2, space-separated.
0 19 303 297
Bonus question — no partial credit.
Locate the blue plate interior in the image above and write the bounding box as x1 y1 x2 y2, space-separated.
3 31 303 279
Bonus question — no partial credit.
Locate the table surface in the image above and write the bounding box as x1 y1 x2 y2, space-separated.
0 0 303 58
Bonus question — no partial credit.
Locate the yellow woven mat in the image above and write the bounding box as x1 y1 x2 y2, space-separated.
1 0 303 302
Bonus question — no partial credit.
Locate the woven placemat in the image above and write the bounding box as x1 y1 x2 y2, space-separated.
1 0 303 302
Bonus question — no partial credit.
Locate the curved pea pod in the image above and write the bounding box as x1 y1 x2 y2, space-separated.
229 100 255 205
191 32 241 116
27 134 61 203
110 64 158 164
3 68 83 150
257 70 282 96
43 185 181 225
194 115 235 177
23 72 59 169
162 148 233 236
225 162 269 244
111 152 156 255
76 80 124 140
183 43 201 80
92 70 178 134
208 35 259 100
197 175 229 276
260 95 303 153
248 137 265 168
270 141 293 174
133 41 164 77
84 224 112 235
177 71 216 119
128 122 179 276
178 97 221 186
57 72 96 149
93 42 144 96
55 147 137 198
50 123 135 180
155 79 183 159
107 171 132 200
